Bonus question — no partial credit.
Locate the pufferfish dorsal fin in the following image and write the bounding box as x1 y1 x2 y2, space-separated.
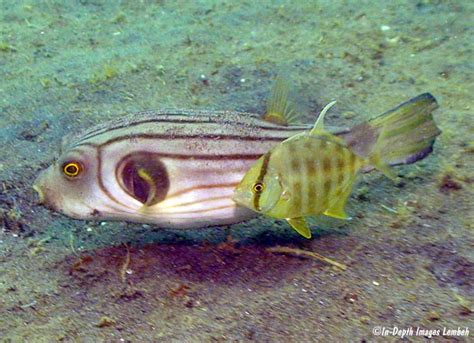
286 217 312 239
310 100 337 135
263 76 299 126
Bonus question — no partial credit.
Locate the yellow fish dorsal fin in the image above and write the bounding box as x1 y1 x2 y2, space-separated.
263 76 299 125
310 100 337 135
286 217 312 239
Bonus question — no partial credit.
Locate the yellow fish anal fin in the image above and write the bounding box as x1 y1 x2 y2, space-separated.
324 176 355 220
286 217 312 239
310 100 337 135
263 76 299 125
323 206 349 220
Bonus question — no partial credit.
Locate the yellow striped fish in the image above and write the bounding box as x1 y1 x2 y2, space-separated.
33 79 440 231
233 96 440 239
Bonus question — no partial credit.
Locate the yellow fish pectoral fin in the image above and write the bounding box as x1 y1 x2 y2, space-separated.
286 217 312 239
263 76 299 125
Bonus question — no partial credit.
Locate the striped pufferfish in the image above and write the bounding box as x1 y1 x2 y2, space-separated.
33 79 440 232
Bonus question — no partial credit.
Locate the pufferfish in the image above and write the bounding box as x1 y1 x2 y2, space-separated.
233 97 440 239
33 78 440 231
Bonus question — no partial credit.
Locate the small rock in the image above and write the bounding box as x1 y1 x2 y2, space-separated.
344 292 358 303
96 316 116 328
427 310 440 321
439 175 462 193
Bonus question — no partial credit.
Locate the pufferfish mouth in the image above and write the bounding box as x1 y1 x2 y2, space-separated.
32 184 45 204
32 170 60 210
32 169 51 206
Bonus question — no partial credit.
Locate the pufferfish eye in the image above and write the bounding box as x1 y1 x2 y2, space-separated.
252 182 265 194
62 162 83 178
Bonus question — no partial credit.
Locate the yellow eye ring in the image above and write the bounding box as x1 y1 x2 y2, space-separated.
252 182 265 194
62 162 82 177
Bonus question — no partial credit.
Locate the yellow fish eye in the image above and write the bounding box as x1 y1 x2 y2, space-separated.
252 182 265 194
62 162 82 177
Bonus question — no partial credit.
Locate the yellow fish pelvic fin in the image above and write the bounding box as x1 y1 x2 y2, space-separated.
310 100 337 135
263 76 300 125
286 217 312 239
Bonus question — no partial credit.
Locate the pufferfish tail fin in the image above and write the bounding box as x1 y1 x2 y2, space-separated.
263 76 300 125
344 93 441 169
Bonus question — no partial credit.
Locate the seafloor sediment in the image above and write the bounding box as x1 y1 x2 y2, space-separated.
0 1 472 341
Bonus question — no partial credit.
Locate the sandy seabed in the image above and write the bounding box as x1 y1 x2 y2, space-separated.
0 1 472 341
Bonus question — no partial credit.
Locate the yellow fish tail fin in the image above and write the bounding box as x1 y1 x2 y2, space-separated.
370 93 441 166
286 217 312 239
263 76 300 125
367 151 398 181
342 93 440 168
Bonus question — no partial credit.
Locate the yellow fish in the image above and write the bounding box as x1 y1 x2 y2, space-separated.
233 99 430 239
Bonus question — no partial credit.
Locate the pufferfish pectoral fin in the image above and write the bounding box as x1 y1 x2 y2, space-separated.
263 76 300 125
136 168 157 207
286 217 312 239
